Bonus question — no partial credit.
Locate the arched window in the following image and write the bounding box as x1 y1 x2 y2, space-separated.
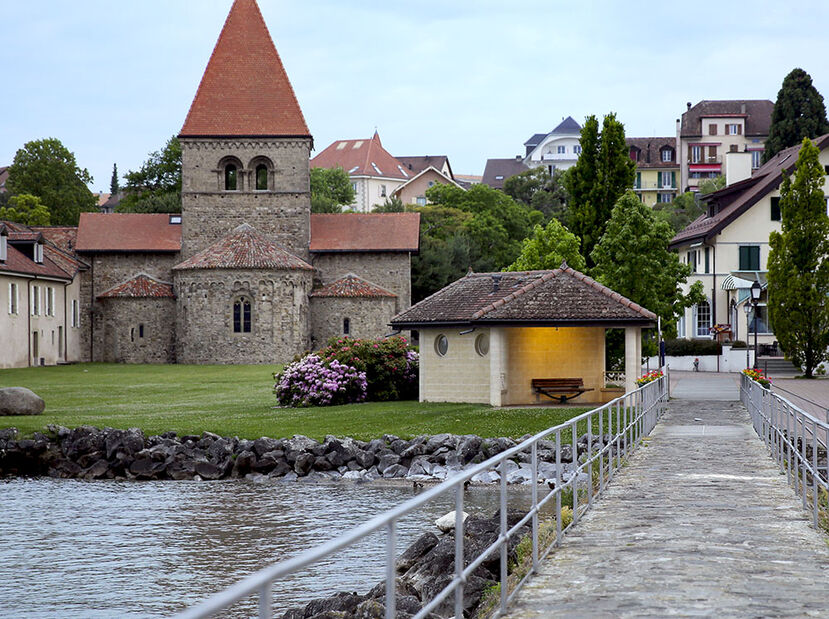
233 297 251 333
255 164 268 190
225 164 238 191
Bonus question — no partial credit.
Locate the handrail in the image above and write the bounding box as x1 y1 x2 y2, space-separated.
740 374 829 529
172 377 668 619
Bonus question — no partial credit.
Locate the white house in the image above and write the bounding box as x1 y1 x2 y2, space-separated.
523 116 583 173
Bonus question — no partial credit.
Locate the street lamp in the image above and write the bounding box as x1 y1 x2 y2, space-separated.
743 303 752 369
750 281 762 370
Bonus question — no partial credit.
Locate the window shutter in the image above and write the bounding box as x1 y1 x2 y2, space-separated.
7 283 11 314
656 172 661 189
705 247 710 273
636 172 641 188
737 124 742 135
709 124 717 135
671 171 676 188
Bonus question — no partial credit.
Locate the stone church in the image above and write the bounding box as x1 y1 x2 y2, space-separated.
71 0 419 365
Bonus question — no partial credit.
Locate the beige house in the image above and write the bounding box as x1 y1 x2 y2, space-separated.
0 223 85 368
627 137 679 207
391 166 464 206
391 266 656 405
670 134 829 348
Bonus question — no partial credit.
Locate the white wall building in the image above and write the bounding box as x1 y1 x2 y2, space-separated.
523 116 583 173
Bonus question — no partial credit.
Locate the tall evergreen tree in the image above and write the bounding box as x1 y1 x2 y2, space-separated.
767 138 829 377
764 68 829 163
110 163 120 195
565 113 635 267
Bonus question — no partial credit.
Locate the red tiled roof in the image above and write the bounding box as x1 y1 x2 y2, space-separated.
680 100 773 138
311 274 396 298
310 212 420 253
98 273 175 299
3 221 84 277
173 223 313 271
391 266 656 327
670 133 829 247
8 231 42 242
76 213 182 252
31 226 77 254
180 0 310 137
0 242 72 280
310 132 411 180
626 137 678 169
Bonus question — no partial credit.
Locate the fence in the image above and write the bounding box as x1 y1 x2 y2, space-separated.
172 377 668 619
740 374 829 529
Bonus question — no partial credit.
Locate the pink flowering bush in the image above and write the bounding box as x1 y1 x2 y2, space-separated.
274 354 367 407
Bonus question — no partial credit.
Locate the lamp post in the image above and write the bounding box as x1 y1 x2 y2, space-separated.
743 303 752 369
750 281 762 370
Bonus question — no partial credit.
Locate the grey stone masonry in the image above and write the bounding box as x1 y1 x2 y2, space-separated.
310 296 398 348
505 400 829 618
312 252 412 311
98 298 176 363
180 137 312 261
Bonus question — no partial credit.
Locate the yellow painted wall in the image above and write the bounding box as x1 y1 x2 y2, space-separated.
504 327 605 405
419 328 491 403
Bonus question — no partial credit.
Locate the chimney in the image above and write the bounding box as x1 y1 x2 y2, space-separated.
686 102 692 110
725 151 752 186
491 274 502 292
741 103 746 114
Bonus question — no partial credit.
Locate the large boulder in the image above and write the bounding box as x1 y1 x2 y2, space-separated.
0 387 45 416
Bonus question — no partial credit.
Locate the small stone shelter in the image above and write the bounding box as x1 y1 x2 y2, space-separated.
390 266 656 406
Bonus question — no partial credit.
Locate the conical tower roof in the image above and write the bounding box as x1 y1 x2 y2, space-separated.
180 0 310 138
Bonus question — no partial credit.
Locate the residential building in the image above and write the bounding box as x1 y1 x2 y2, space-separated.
523 116 583 173
0 166 8 193
396 155 454 180
311 132 413 212
390 166 464 206
627 137 680 206
0 222 86 368
669 134 829 348
678 100 773 192
481 157 528 190
453 174 481 189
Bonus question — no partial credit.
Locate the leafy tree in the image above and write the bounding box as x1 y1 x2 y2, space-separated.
565 113 636 267
698 175 725 195
110 163 120 195
6 138 96 224
652 192 704 233
767 138 829 377
764 68 829 163
0 194 51 226
591 191 704 337
373 195 405 212
503 166 568 222
410 204 473 301
310 166 355 213
119 136 182 213
505 218 586 272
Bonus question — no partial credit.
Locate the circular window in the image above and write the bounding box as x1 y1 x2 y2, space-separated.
474 333 490 357
435 334 449 357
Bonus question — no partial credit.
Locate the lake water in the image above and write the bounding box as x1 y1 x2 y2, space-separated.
1 478 531 618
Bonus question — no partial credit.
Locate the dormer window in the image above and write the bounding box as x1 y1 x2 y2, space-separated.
225 164 238 191
255 164 268 190
34 242 43 264
661 148 674 163
629 148 640 162
0 229 6 263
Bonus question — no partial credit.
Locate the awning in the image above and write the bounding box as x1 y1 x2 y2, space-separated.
721 275 755 290
688 165 722 172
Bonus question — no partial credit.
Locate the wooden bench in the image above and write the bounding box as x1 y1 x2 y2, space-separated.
531 378 594 403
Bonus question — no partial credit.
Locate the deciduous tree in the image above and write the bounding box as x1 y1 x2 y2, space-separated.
310 166 355 213
119 136 182 213
764 68 829 163
652 192 704 234
0 194 51 226
505 218 585 272
767 138 829 377
502 166 568 222
6 138 96 224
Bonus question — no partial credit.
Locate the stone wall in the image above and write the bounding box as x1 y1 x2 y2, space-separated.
180 137 312 260
310 296 398 348
98 298 176 363
174 268 313 364
311 252 412 311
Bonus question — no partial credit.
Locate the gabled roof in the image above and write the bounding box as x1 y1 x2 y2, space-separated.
76 213 182 253
481 158 528 189
310 274 396 298
626 137 678 169
98 273 175 299
4 221 86 276
670 133 829 248
550 116 582 135
179 0 310 138
173 223 312 271
523 133 548 147
310 132 411 180
389 166 463 198
680 100 773 138
391 266 656 328
31 226 78 254
0 222 73 280
396 156 453 179
310 212 420 253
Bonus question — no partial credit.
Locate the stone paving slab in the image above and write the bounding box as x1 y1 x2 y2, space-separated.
503 400 829 618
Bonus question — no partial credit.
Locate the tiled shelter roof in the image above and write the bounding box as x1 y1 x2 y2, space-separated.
391 266 656 328
173 223 313 270
179 0 310 137
311 274 396 298
310 212 420 253
76 213 182 252
98 273 175 299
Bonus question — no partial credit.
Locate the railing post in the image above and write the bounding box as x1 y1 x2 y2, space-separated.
454 485 465 619
386 521 396 619
598 406 605 495
531 441 539 572
587 410 593 509
555 429 562 546
572 421 579 525
499 458 508 614
258 583 271 619
812 422 819 529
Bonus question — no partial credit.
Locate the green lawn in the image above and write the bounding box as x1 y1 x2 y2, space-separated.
0 363 592 440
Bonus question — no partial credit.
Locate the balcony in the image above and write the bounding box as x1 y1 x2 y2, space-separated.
634 182 677 191
541 152 578 162
689 155 722 165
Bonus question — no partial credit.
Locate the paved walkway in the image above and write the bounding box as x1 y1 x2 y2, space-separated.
670 370 740 400
504 399 829 618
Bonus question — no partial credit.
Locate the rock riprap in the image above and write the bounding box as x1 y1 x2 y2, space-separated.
0 387 45 416
0 426 615 482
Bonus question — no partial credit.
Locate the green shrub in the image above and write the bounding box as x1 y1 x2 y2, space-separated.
664 338 722 356
730 340 747 349
318 336 419 401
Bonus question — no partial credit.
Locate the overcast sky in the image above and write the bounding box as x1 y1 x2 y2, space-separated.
3 0 829 191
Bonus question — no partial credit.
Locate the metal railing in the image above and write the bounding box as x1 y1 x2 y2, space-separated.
740 374 829 528
172 377 668 619
602 371 625 387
